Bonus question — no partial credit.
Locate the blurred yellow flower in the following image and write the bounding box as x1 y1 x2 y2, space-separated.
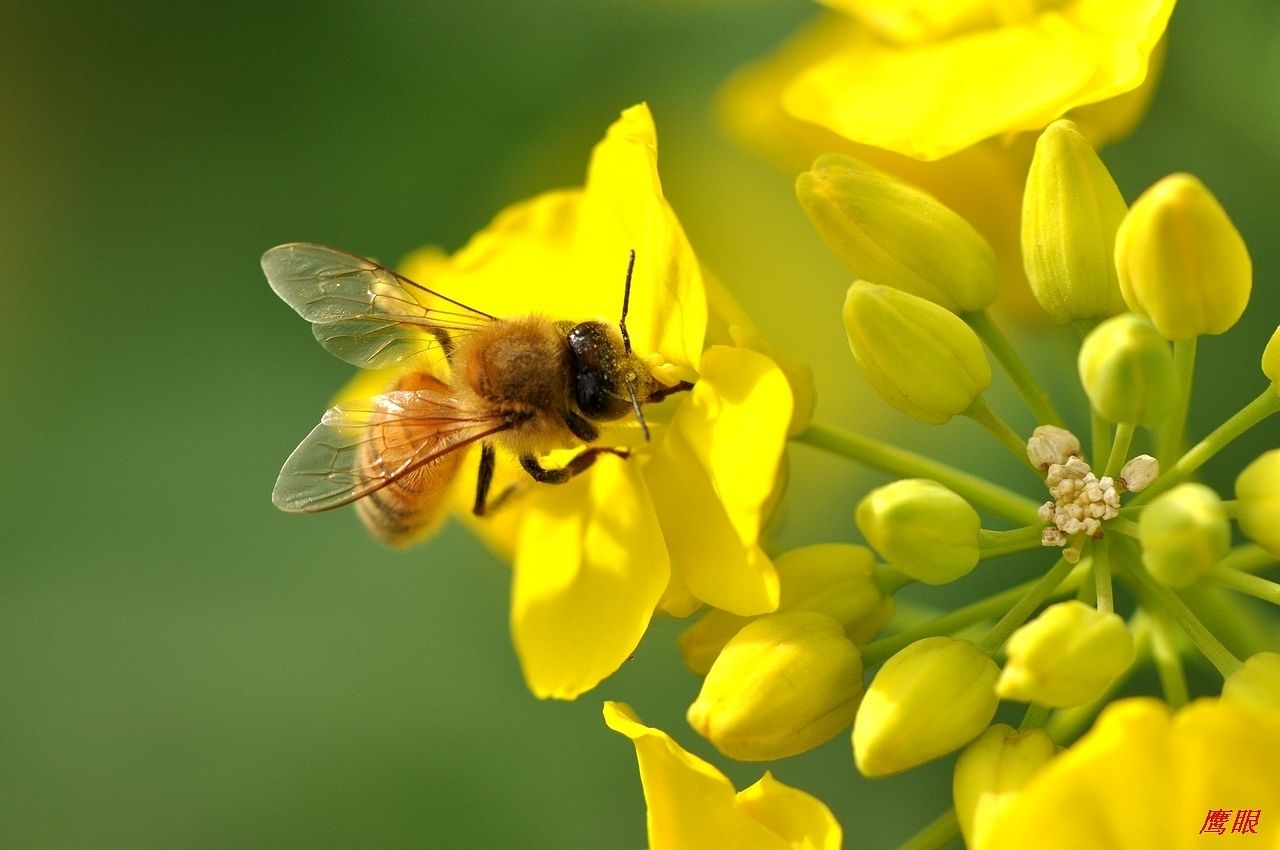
604 701 843 850
984 698 1280 849
337 104 795 700
788 0 1175 162
721 1 1173 314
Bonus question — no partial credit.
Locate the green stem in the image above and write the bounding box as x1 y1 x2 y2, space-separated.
1220 499 1238 520
1094 538 1114 614
1118 557 1242 677
1091 410 1112 471
794 421 1043 525
965 309 1065 427
979 525 1047 559
1216 544 1278 575
1148 604 1190 709
978 556 1079 654
1019 703 1051 731
965 396 1037 471
1131 387 1280 506
1211 564 1280 606
859 571 1082 669
1103 422 1135 479
897 808 960 850
1159 337 1197 468
1106 516 1142 540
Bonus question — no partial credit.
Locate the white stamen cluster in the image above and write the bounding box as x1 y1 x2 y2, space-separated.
1037 456 1120 547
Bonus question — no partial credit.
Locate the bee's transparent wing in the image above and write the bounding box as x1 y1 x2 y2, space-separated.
272 390 508 513
262 243 495 368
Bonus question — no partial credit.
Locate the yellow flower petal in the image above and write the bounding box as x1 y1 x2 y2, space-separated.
511 455 669 700
644 346 792 616
604 702 841 850
575 103 706 377
704 269 815 436
984 698 1280 849
784 15 1096 161
440 189 583 317
736 772 843 850
816 0 1000 45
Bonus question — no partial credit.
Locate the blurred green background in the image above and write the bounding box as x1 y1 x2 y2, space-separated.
2 0 1278 847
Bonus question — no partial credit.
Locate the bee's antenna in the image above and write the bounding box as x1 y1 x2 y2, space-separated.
619 249 636 354
624 376 650 442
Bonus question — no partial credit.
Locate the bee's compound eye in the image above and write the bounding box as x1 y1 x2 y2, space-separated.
567 321 630 421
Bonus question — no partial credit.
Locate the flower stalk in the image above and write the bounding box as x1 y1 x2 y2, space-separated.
795 421 1043 525
964 310 1065 427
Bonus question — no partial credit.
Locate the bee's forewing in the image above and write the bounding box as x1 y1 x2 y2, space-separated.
261 242 495 368
272 389 507 513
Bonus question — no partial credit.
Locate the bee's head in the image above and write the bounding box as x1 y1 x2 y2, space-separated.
566 320 653 425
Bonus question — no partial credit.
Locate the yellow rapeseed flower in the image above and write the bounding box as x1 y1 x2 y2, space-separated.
604 701 843 850
983 698 1280 849
336 105 796 700
719 0 1174 314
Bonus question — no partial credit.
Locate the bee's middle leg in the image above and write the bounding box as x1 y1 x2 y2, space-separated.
473 442 497 516
519 447 630 485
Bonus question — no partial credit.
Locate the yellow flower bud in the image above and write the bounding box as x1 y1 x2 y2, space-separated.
1077 313 1178 427
1140 483 1231 588
856 479 980 584
1115 173 1252 341
1222 652 1280 712
844 282 992 425
797 154 999 313
678 544 894 675
853 637 1000 777
953 724 1058 849
1021 120 1129 324
688 612 864 761
1264 325 1280 385
1236 450 1280 557
996 601 1135 708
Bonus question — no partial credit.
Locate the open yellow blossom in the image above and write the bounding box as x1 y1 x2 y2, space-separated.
335 104 795 700
984 698 1280 849
720 1 1173 313
604 701 843 850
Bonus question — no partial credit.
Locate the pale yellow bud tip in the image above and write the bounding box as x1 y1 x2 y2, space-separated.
843 283 992 425
1022 120 1129 324
953 724 1058 848
798 154 999 313
856 479 981 584
996 601 1135 708
688 612 863 761
1116 172 1252 341
853 637 999 777
1264 326 1280 385
1236 450 1280 557
1140 483 1231 588
1078 313 1178 427
1222 652 1280 712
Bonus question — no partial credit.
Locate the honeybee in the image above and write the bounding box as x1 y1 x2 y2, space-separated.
263 243 689 545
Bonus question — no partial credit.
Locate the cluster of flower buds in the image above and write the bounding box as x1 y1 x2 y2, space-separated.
1028 426 1157 557
678 544 894 761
